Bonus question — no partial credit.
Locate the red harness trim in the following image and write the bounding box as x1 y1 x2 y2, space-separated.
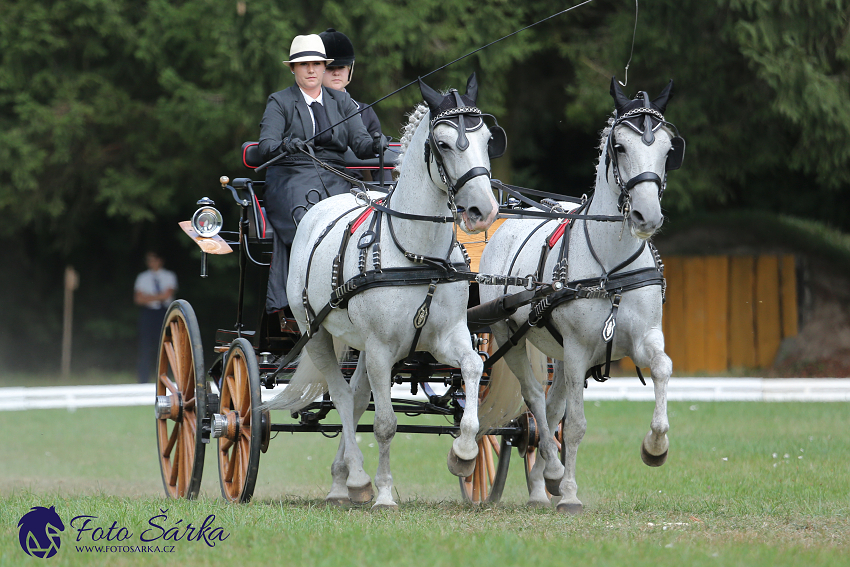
350 207 375 233
547 219 571 248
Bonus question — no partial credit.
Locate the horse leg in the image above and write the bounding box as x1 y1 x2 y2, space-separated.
326 352 371 505
363 347 398 510
634 328 671 466
440 331 483 478
306 329 373 502
492 325 564 503
554 356 587 515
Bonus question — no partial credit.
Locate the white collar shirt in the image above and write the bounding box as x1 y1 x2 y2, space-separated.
299 88 325 137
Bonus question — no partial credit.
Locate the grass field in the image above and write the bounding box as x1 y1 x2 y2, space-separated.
1 401 848 566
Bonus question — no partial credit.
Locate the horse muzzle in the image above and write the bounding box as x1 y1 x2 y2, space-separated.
628 208 664 239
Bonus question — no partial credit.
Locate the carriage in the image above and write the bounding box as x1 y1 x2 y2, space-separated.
154 76 683 511
153 139 556 505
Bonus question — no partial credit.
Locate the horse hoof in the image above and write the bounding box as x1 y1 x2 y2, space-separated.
447 448 476 478
371 502 399 512
348 482 375 504
641 443 668 467
324 496 350 507
526 498 550 508
545 478 562 496
556 503 583 515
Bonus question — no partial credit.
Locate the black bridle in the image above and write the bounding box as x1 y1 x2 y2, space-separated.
604 99 685 215
423 90 506 204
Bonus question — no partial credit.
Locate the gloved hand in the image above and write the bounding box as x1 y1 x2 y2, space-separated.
284 137 308 154
372 133 388 155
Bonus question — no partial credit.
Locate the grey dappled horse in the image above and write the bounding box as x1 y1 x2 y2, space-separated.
264 74 501 509
479 78 684 511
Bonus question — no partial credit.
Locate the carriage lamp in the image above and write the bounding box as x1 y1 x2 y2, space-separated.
192 198 223 238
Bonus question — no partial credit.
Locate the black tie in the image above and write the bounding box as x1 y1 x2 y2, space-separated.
310 101 332 146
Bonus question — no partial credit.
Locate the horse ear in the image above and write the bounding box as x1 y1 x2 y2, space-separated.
610 77 631 113
465 72 478 105
652 79 674 113
418 77 443 112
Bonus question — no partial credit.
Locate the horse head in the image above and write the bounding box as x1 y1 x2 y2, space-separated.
606 78 686 239
418 73 499 233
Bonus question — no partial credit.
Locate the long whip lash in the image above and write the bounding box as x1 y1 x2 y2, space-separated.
256 0 596 172
618 0 639 88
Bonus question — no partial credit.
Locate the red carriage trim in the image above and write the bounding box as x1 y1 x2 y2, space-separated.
243 142 259 169
253 194 268 238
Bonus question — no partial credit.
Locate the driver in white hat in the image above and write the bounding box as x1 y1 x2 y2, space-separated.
258 34 386 332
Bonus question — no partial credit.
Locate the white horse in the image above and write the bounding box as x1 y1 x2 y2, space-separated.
263 74 501 510
478 78 684 512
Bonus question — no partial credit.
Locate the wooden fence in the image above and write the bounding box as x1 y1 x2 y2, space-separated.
659 255 798 373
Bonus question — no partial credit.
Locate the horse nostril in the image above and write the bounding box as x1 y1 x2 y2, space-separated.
467 207 482 222
631 210 645 224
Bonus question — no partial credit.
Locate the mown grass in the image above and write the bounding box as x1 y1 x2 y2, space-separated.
1 401 848 566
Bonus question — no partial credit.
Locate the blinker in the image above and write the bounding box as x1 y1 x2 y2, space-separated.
666 136 685 171
488 125 507 159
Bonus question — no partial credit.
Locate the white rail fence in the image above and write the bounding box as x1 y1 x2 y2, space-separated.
1 378 849 412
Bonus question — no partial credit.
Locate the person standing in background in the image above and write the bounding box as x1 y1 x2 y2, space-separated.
134 251 177 384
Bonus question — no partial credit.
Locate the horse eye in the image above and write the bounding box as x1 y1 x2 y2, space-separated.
437 141 449 149
614 144 625 153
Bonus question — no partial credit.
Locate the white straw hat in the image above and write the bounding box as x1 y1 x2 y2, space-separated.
283 34 334 65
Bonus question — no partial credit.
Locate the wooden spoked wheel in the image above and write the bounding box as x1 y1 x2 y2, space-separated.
155 300 206 499
459 434 512 503
217 338 262 503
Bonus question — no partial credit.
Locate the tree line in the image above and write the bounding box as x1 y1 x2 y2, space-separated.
1 0 847 373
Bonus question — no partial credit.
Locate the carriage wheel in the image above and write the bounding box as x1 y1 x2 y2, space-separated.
459 434 512 503
217 338 263 503
155 300 206 499
523 418 564 496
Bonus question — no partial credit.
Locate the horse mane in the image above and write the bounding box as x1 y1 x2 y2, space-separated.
597 112 616 166
394 102 429 174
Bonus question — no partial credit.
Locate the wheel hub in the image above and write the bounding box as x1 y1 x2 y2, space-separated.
210 411 240 440
155 393 183 421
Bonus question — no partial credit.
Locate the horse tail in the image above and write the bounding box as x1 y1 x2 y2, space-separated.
476 341 549 432
259 337 352 412
260 349 329 412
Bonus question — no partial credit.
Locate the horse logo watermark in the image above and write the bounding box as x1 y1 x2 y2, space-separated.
17 506 65 558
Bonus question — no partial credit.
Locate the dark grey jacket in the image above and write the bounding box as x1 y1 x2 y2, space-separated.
259 84 374 163
259 84 376 313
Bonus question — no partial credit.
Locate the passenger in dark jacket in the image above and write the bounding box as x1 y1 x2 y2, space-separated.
320 28 393 183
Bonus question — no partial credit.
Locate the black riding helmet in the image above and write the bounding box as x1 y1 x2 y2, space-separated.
319 28 355 67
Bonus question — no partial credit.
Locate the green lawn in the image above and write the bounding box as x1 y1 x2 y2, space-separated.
1 401 848 566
